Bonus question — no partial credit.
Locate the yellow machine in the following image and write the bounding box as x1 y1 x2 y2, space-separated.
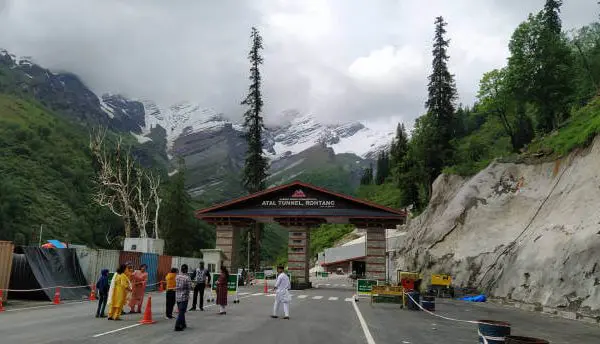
431 274 452 287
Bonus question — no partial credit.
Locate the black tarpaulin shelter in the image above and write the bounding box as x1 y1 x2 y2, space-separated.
9 247 89 301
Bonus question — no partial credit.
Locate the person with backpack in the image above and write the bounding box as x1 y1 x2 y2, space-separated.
95 269 109 318
190 262 210 311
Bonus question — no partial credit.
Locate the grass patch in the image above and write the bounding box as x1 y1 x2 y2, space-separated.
528 97 600 156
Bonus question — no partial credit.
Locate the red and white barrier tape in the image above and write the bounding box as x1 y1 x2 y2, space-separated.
0 281 161 292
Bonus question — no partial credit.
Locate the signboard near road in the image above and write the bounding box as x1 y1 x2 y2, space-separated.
211 273 238 295
255 272 265 279
256 189 337 209
357 279 378 297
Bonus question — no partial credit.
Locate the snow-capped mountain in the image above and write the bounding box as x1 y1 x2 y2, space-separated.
266 110 394 160
139 101 393 160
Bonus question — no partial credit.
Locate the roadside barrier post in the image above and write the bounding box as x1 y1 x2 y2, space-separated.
53 287 61 305
0 290 5 312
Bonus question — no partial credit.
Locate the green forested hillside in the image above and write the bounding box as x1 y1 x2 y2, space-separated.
0 94 121 245
359 4 600 214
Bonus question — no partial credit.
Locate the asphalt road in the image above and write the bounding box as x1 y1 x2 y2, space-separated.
1 282 599 344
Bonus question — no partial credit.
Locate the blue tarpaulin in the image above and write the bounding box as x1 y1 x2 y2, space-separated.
47 240 66 248
459 294 487 302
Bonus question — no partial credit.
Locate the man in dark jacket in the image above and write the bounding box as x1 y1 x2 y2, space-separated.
95 269 110 318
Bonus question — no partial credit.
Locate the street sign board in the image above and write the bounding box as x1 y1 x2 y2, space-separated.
211 273 238 294
357 279 377 297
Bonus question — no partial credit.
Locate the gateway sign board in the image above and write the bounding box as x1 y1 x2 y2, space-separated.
259 189 336 208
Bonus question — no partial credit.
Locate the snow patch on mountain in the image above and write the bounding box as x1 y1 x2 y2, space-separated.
141 100 231 149
131 131 151 144
266 111 393 159
140 100 393 159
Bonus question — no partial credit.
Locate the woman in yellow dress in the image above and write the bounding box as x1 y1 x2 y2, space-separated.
108 264 131 321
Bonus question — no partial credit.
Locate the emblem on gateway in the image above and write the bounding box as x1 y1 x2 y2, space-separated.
291 189 306 198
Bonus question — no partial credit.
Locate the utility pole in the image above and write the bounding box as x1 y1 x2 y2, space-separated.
247 230 251 271
39 224 43 246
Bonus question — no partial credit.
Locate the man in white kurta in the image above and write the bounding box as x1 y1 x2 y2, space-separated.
271 266 291 319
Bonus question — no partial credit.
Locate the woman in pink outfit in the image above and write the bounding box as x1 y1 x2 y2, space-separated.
128 264 148 313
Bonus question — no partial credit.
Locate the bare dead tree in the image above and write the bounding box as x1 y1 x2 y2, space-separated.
89 127 162 239
148 172 162 239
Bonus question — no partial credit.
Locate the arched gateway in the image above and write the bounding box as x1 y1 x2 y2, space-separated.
195 181 406 287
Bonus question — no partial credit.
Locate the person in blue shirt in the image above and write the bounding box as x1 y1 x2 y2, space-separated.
95 269 110 318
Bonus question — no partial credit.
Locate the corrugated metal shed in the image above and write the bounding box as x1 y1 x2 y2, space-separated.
157 255 172 286
0 241 14 299
140 253 158 291
119 251 142 269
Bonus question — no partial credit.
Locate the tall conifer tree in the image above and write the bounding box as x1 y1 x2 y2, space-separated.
423 16 458 185
241 27 268 270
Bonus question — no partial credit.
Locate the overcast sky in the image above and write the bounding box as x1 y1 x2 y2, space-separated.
0 0 597 129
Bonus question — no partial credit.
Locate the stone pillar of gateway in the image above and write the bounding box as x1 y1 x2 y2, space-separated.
215 225 240 273
286 226 310 286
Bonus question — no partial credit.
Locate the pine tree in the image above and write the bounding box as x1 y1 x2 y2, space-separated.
161 158 195 256
375 151 390 185
241 27 268 271
424 16 458 184
360 164 373 185
535 0 573 131
390 123 408 167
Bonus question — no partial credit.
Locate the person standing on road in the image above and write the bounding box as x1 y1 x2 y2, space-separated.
216 265 229 315
165 267 178 319
108 264 131 321
95 269 109 318
271 265 291 320
175 264 192 331
190 262 210 311
129 264 148 313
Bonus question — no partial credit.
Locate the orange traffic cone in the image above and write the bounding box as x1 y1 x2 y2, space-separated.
264 278 268 294
0 290 5 312
158 281 164 293
53 287 61 305
89 285 96 301
139 296 156 324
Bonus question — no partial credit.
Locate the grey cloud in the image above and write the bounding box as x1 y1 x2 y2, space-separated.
0 0 597 127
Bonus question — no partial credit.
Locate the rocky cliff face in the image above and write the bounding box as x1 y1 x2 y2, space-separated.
394 136 600 318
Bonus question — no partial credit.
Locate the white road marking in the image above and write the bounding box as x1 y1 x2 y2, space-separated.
238 292 250 296
252 293 263 296
352 300 376 344
334 284 340 287
345 298 354 302
92 293 257 338
297 295 308 299
325 284 331 286
312 296 323 300
266 294 276 297
92 324 142 338
328 297 339 301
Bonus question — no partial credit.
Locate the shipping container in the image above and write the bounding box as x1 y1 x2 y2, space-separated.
75 247 99 285
76 248 120 287
96 249 120 274
157 255 172 286
0 241 14 300
119 251 142 269
171 256 182 270
140 253 158 292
